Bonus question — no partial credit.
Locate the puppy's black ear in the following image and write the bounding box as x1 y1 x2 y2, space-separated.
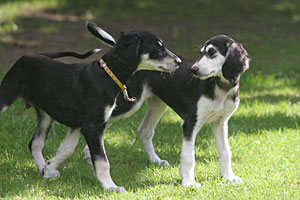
222 42 249 82
116 33 142 66
86 21 116 47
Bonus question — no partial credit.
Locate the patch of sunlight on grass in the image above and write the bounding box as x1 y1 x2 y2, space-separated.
241 73 295 91
242 87 299 99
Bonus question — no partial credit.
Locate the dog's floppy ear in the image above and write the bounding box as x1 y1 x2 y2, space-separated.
116 33 142 66
86 21 116 47
222 42 249 82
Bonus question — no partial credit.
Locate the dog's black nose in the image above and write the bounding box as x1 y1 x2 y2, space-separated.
191 66 199 73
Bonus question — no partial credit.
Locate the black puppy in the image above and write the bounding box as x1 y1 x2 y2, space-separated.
0 22 181 192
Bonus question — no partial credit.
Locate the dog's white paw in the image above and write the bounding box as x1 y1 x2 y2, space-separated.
149 158 170 167
157 159 171 167
43 166 60 178
222 175 243 184
106 186 126 193
182 180 202 188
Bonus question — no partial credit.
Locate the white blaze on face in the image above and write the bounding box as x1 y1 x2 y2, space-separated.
194 44 226 78
200 46 205 53
157 40 163 47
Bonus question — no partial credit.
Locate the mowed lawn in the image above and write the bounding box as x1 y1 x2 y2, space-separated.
0 0 300 199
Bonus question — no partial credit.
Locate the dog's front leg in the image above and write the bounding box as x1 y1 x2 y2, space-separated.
137 96 169 166
82 122 125 192
210 120 242 184
179 118 203 187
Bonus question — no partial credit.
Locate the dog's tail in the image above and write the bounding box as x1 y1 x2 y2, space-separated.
40 48 101 59
86 22 116 47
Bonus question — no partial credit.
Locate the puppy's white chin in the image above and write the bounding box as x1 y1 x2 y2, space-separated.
193 73 215 80
199 76 209 80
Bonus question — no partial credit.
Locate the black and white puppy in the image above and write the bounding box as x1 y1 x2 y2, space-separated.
0 23 181 192
84 25 250 187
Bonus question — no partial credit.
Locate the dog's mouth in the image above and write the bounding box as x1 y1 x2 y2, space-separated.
158 66 167 71
158 66 171 72
158 65 179 73
192 72 215 80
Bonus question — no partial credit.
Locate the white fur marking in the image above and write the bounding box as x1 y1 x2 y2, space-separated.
137 54 176 72
94 159 125 192
104 101 116 123
200 46 205 53
32 136 47 172
96 27 116 46
180 139 196 186
157 41 163 47
180 118 203 187
43 128 81 178
205 44 215 52
31 114 52 172
211 121 242 183
137 96 169 166
196 86 238 124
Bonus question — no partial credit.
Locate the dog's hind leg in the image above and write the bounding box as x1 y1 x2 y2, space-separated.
43 128 81 178
28 108 53 173
137 96 169 166
210 119 242 184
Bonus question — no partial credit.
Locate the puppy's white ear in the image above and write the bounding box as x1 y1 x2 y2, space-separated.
86 21 116 47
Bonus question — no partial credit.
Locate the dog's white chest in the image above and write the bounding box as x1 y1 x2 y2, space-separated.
196 89 238 124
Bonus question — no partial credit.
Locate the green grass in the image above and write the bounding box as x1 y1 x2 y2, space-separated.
1 0 300 199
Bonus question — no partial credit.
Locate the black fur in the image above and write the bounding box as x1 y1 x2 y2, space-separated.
0 28 180 191
222 42 248 82
40 48 101 59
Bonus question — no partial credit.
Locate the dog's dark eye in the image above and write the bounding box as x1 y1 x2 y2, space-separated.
149 46 165 59
207 48 217 57
156 44 165 53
